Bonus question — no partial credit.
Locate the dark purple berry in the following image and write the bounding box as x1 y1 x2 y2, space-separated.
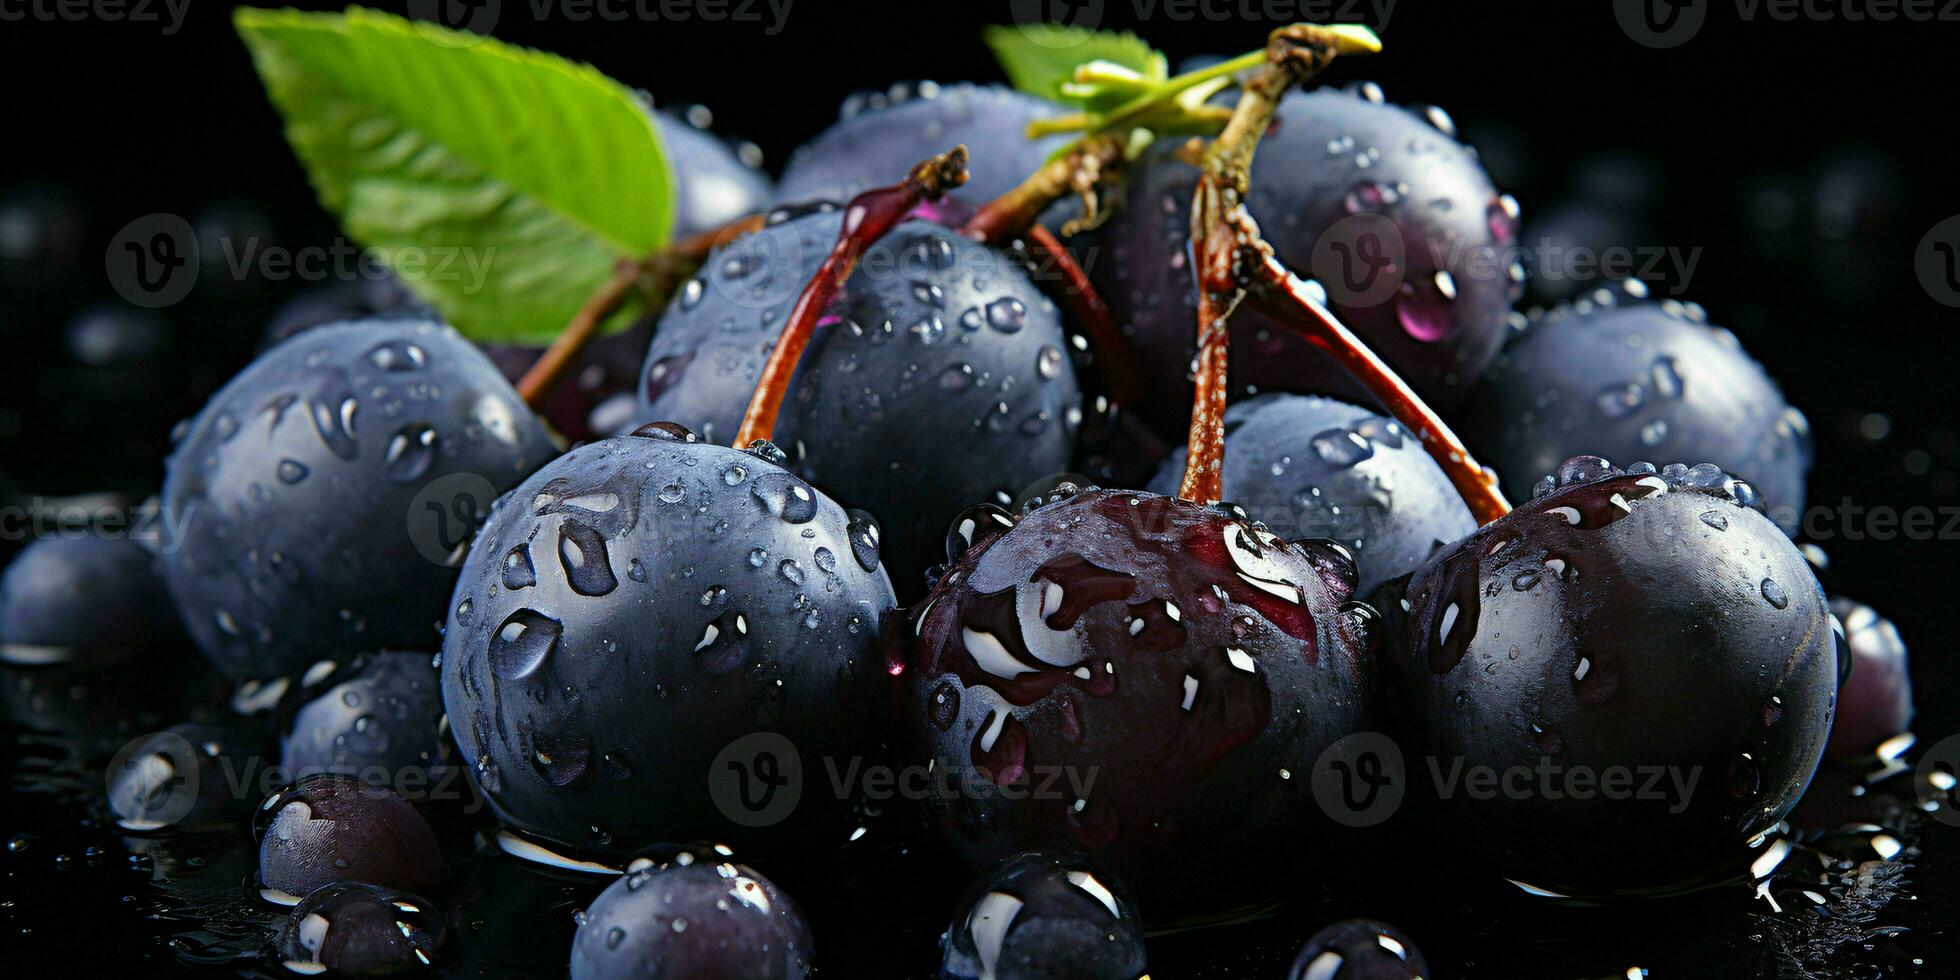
276 880 448 976
440 426 894 859
257 774 443 905
1384 457 1835 896
893 488 1376 915
1466 285 1811 533
1146 394 1476 596
651 108 772 238
774 83 1068 209
281 652 447 794
1286 919 1428 980
159 319 558 682
107 722 271 832
1 531 181 667
633 209 1081 597
941 850 1145 980
569 846 812 980
1825 598 1912 761
1094 86 1519 433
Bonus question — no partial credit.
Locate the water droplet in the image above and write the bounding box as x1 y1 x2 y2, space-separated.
276 459 309 484
750 473 818 523
489 609 561 680
503 544 537 590
559 520 618 597
985 297 1027 333
383 423 437 482
365 340 427 372
1761 578 1789 609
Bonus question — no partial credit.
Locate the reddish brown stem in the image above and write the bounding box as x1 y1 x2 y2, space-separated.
1237 214 1511 523
1021 224 1146 406
732 147 970 448
518 259 646 409
1177 23 1351 504
962 133 1126 243
518 212 768 411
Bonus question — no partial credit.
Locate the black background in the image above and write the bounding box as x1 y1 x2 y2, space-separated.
2 0 1958 975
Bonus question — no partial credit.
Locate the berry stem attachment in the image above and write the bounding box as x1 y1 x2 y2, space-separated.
731 147 970 448
963 132 1128 242
1238 211 1512 524
1178 23 1378 505
516 213 769 411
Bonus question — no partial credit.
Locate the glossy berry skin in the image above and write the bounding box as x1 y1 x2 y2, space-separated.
257 774 444 905
634 209 1081 596
281 652 446 793
440 426 895 859
1146 394 1476 597
1466 290 1811 534
569 847 812 980
941 850 1145 980
774 84 1068 209
1824 598 1912 760
652 111 772 238
276 881 448 977
894 487 1375 915
1093 87 1520 432
107 722 271 832
0 532 180 666
1286 919 1428 980
1384 457 1836 897
159 320 558 682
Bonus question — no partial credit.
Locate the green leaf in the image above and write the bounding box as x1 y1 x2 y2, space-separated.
235 6 669 344
982 23 1166 112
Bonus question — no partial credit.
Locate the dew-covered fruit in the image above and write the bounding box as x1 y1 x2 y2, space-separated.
257 774 444 905
633 208 1081 595
773 83 1067 209
1286 918 1429 980
440 425 895 858
281 652 446 793
1465 287 1811 534
276 880 448 977
1146 394 1476 596
940 850 1145 980
1383 457 1836 896
0 531 181 666
651 109 772 238
159 319 558 682
569 846 812 980
893 486 1376 915
107 722 271 832
1093 85 1519 432
1825 598 1912 761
